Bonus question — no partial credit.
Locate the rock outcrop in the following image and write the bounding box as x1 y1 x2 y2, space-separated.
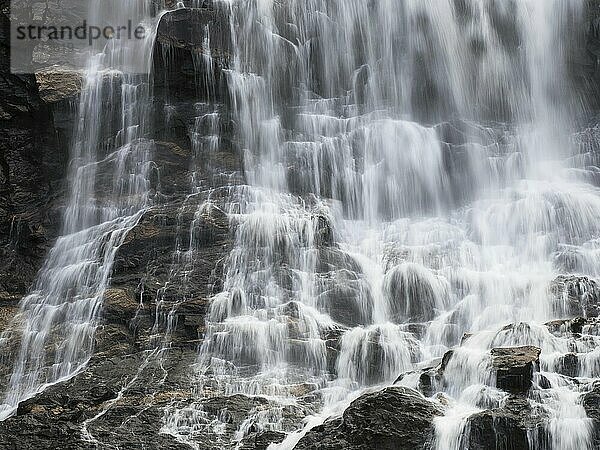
463 396 547 450
582 382 600 448
153 4 231 103
295 387 443 450
0 0 67 330
491 346 541 394
0 4 242 448
549 275 600 318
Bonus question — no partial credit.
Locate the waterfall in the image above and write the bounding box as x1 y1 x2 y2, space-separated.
2 0 600 449
0 1 161 419
166 0 600 449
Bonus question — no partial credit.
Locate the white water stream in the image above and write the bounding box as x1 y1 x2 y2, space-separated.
0 0 161 419
167 1 600 449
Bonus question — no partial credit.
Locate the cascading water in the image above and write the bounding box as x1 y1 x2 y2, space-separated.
2 0 600 449
0 1 161 419
165 0 600 449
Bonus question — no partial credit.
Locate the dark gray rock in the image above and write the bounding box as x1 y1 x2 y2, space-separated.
582 381 600 448
0 0 67 329
0 328 197 450
463 396 547 450
440 349 455 373
545 316 587 335
554 353 579 378
396 367 442 398
549 275 600 318
323 326 346 375
112 199 231 310
417 368 439 397
383 263 445 322
0 6 240 445
239 431 286 450
154 5 231 103
318 283 372 328
491 346 541 394
316 248 372 327
294 387 443 450
314 213 335 247
583 381 600 421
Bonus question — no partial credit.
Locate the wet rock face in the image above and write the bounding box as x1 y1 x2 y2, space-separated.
0 286 198 450
154 4 231 103
238 431 286 450
156 5 231 58
384 263 446 323
491 346 541 394
549 275 600 318
35 70 83 105
584 0 600 109
0 359 196 450
316 247 372 327
295 387 443 450
464 396 547 450
0 0 67 326
582 382 600 447
405 345 542 398
554 353 579 378
0 4 240 448
583 382 600 420
2 3 600 450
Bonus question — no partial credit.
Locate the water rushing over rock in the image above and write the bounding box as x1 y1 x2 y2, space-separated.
2 0 600 449
171 0 600 448
0 1 162 419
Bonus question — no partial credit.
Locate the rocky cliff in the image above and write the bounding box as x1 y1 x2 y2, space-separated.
1 2 600 450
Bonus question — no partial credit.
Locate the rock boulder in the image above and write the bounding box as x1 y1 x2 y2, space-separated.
491 346 541 394
295 387 443 450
